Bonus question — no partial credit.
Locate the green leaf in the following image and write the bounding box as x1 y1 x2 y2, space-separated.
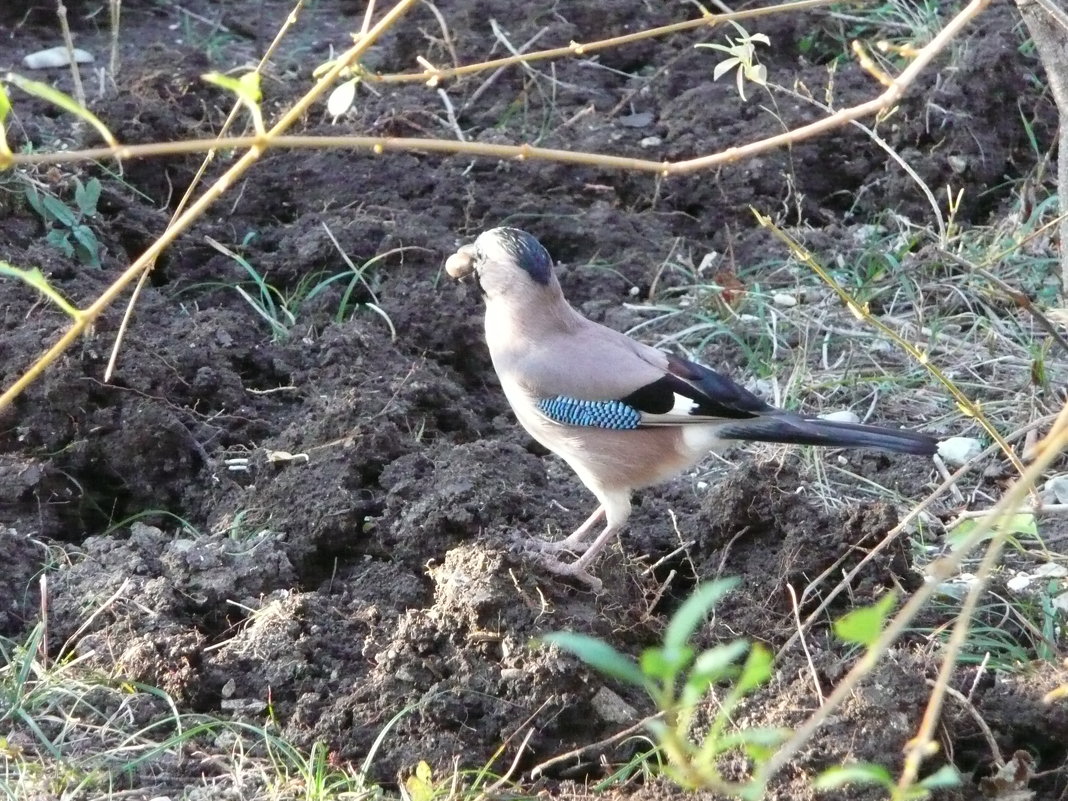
833 592 897 647
23 185 48 220
663 578 739 651
735 643 773 693
0 83 10 160
541 632 646 686
714 726 790 760
0 262 82 318
949 512 1036 549
813 763 893 790
45 228 75 258
639 645 693 681
918 764 961 789
74 178 101 216
202 71 262 107
70 224 100 267
4 72 118 146
713 59 739 81
689 640 748 687
42 194 77 227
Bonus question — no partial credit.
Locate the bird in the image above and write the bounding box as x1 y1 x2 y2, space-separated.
445 227 938 590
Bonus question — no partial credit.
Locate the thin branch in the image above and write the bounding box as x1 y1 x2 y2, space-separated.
366 0 838 86
0 0 993 412
0 0 420 413
755 404 1068 789
103 0 310 382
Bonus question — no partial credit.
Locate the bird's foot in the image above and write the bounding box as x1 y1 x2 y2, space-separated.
523 533 584 554
529 551 603 592
508 533 603 591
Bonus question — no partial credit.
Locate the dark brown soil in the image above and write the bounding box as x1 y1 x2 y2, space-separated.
2 1 1066 799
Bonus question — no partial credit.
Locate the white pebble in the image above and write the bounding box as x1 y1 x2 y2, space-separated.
697 251 720 273
1006 574 1032 592
772 292 798 307
934 572 977 599
818 410 861 424
1042 474 1068 504
639 136 662 148
937 436 982 466
23 46 95 69
1034 562 1068 578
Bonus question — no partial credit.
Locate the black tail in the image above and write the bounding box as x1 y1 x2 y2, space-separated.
716 414 938 455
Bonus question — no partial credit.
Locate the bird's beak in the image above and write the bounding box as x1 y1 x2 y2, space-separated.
445 244 477 279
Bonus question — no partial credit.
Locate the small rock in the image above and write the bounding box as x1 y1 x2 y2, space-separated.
934 572 977 599
639 136 662 148
772 292 798 308
937 436 982 466
819 410 861 424
220 698 267 714
1033 562 1068 578
619 112 654 128
23 46 95 69
1006 574 1031 592
591 686 638 724
1042 474 1068 504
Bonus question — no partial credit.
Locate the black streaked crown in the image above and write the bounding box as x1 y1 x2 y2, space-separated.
495 228 553 285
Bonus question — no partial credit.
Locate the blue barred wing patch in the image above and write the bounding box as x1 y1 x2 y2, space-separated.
536 396 641 430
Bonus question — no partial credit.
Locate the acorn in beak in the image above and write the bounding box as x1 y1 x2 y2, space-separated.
445 245 476 279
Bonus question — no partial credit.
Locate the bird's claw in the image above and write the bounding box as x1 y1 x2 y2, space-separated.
507 529 580 555
530 551 604 592
508 533 603 591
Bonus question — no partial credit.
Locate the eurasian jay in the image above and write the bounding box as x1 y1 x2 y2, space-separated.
445 227 937 589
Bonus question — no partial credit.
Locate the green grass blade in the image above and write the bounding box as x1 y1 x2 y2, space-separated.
4 72 118 147
663 578 739 651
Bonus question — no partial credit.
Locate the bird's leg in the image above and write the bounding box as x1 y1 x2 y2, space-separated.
524 493 632 591
567 519 622 575
532 506 605 553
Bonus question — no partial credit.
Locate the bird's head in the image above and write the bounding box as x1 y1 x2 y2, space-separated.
445 227 558 301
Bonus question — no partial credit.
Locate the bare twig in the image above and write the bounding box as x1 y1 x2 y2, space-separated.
104 0 309 382
0 0 992 413
936 247 1068 359
109 0 121 77
465 26 550 110
757 400 1068 790
371 0 839 86
1016 0 1068 295
436 88 465 141
529 712 664 779
779 414 1058 657
933 680 1005 768
55 0 86 108
787 583 824 704
1 0 419 412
